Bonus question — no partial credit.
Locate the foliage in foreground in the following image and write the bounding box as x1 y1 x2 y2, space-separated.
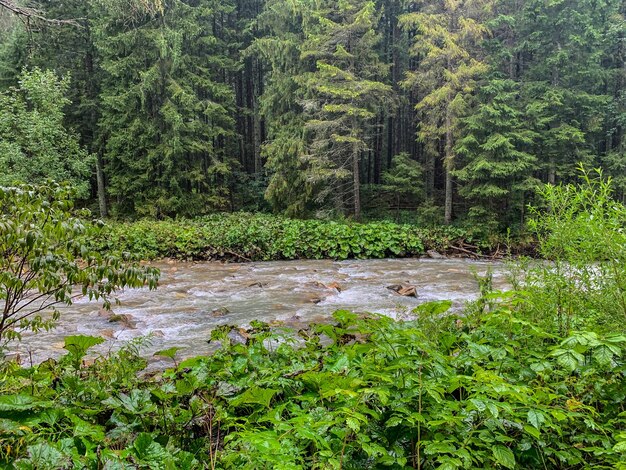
0 183 159 343
1 302 626 469
520 167 626 336
2 172 625 468
87 213 501 262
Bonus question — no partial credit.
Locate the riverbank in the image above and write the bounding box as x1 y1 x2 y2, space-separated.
88 213 533 262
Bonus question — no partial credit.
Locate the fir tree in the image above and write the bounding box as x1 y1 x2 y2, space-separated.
510 0 616 184
94 0 236 217
298 0 392 219
400 0 493 224
254 0 313 216
455 78 538 229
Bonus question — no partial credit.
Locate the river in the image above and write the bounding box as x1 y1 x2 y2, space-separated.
13 258 509 365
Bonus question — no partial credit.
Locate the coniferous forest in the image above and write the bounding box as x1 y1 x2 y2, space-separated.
0 0 624 228
3 1 626 469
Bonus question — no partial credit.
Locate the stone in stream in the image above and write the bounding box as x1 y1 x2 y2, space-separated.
98 307 113 320
227 328 249 345
386 284 418 298
427 250 446 259
108 314 138 329
210 307 230 317
100 329 116 339
325 282 342 292
247 282 268 288
99 308 137 329
305 293 329 304
306 281 343 291
306 281 327 289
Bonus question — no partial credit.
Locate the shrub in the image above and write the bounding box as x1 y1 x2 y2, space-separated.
0 183 159 344
1 306 626 468
522 166 626 335
86 213 498 262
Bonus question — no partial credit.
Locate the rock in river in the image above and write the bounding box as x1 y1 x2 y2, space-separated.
211 307 230 317
427 250 445 259
108 314 138 329
386 284 418 298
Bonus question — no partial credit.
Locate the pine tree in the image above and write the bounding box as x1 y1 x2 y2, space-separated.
381 152 424 218
400 0 493 224
601 1 626 202
94 0 237 217
455 78 537 229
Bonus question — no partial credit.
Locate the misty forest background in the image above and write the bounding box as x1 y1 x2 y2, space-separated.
0 0 624 231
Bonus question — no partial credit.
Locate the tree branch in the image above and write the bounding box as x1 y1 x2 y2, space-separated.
0 0 82 27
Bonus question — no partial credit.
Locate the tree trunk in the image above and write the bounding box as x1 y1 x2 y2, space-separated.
96 152 108 218
353 141 361 221
253 59 263 176
548 156 556 185
444 106 453 224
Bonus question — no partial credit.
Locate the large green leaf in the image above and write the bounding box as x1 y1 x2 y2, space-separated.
63 335 104 357
492 445 515 469
0 395 50 412
527 409 545 430
230 387 279 408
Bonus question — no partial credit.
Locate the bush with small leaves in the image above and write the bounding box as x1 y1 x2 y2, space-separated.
0 182 159 345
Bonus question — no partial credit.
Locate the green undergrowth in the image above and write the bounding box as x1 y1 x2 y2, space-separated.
1 300 626 469
86 213 505 261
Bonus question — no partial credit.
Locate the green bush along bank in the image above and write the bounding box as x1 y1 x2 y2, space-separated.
87 213 513 262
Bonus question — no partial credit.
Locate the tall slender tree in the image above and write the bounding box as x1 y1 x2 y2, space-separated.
298 0 392 219
455 78 537 228
401 0 493 223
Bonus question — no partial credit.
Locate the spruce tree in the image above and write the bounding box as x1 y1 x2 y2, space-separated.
509 0 616 184
455 78 537 229
94 0 236 217
254 0 312 216
258 0 391 219
298 0 392 219
400 0 493 224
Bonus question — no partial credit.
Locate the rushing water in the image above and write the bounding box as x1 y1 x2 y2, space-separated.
13 258 508 365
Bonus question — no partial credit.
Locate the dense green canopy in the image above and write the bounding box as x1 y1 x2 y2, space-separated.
0 0 623 227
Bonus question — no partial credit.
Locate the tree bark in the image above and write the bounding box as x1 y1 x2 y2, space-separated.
353 142 361 220
444 106 453 224
253 59 263 176
548 156 556 185
96 152 108 218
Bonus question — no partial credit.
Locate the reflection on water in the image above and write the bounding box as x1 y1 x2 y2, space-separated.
13 258 508 364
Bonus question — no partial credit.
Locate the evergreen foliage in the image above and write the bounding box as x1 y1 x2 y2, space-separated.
93 0 237 217
400 0 493 224
0 0 624 222
455 79 538 229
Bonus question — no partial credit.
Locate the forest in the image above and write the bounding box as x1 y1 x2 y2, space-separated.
0 0 623 228
2 0 626 469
